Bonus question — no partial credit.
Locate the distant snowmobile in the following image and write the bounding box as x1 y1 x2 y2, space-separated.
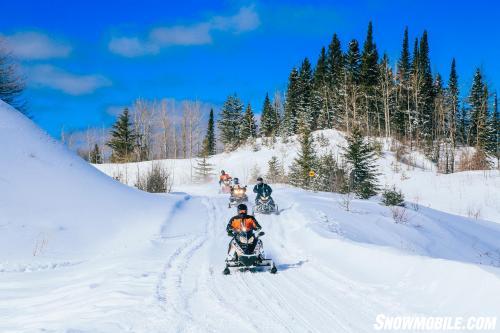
220 179 232 194
253 195 279 215
223 229 277 275
228 178 248 208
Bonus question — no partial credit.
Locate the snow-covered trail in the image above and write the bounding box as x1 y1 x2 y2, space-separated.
145 189 414 333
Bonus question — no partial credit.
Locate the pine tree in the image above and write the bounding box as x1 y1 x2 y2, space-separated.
107 108 137 163
469 68 485 146
240 103 257 141
325 33 344 129
202 108 216 156
342 39 361 133
193 156 214 183
316 153 348 193
218 94 243 150
260 93 277 137
297 58 314 133
342 126 379 198
418 31 434 143
446 58 459 172
313 47 328 129
283 68 300 135
266 156 285 184
395 27 411 138
288 128 317 190
360 21 380 135
89 144 103 164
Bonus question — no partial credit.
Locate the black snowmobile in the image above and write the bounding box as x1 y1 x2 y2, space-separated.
223 230 277 275
253 196 279 215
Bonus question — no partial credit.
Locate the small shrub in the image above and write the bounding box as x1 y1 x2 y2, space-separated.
382 186 405 207
135 163 171 193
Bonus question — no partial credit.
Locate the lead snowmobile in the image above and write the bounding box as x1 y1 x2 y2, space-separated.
223 229 277 275
253 195 279 215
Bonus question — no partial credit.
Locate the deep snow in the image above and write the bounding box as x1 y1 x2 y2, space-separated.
1 100 500 332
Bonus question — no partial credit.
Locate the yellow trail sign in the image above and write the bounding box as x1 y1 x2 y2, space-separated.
309 170 316 177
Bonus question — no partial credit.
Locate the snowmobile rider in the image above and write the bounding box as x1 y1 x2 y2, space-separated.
226 204 262 260
219 170 232 185
253 177 273 205
230 177 247 195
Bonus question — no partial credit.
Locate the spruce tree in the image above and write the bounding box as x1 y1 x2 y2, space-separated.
469 68 485 146
283 68 300 135
418 31 434 142
202 108 216 156
345 39 361 85
361 22 379 87
288 127 317 190
89 144 103 164
107 108 137 163
446 58 459 172
218 94 243 150
297 58 314 133
193 156 214 183
266 156 284 184
240 103 257 141
395 27 411 138
342 126 379 198
313 47 328 129
260 93 276 137
326 33 343 89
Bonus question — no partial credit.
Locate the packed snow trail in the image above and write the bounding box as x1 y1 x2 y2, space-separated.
130 186 500 333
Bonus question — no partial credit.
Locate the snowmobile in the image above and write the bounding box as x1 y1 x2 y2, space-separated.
253 196 279 215
223 230 277 275
228 186 248 208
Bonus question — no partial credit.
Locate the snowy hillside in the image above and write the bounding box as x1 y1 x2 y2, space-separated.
96 130 500 223
2 101 500 332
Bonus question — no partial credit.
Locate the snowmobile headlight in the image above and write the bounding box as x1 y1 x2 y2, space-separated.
235 189 244 195
239 236 249 243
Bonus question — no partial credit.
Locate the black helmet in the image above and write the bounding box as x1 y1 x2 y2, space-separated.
221 170 225 174
233 177 239 184
256 177 263 182
237 203 247 213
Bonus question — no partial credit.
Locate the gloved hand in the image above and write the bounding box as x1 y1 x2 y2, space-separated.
227 230 234 237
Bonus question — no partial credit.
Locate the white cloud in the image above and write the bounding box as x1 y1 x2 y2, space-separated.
4 32 72 60
28 65 111 95
211 6 260 33
109 5 260 57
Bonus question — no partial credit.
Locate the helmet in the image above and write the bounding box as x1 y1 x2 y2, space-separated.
256 177 263 182
221 170 225 174
233 177 239 185
237 203 247 213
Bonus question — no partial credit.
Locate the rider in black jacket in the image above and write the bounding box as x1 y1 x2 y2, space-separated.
253 177 273 205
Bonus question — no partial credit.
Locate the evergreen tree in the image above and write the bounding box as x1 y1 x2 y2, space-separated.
288 128 317 189
360 21 380 135
193 156 214 183
342 126 379 198
107 108 137 162
469 68 486 146
316 153 348 193
395 27 411 138
240 103 257 141
313 47 328 129
260 93 277 137
326 33 344 89
266 156 285 184
218 94 243 150
446 58 459 172
418 31 434 142
89 144 103 164
297 58 314 133
342 39 361 133
283 67 300 135
345 39 361 85
202 108 216 156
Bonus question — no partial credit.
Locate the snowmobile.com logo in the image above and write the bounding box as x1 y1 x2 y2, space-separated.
373 315 497 331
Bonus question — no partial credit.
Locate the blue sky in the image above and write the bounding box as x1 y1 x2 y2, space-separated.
1 0 499 137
